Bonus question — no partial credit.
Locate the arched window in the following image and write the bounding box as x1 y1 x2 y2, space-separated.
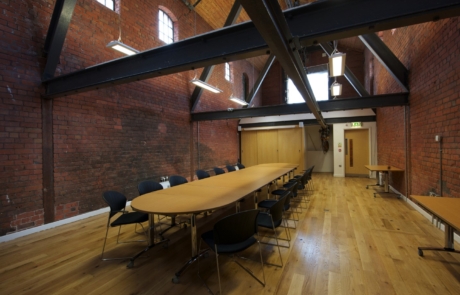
158 9 174 44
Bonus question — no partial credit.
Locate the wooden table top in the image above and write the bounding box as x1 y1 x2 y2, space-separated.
411 195 460 232
365 165 404 172
131 164 297 215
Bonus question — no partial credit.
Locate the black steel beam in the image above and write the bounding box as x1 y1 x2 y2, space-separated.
44 0 460 98
191 92 408 121
42 0 77 80
239 0 326 128
239 116 377 128
319 42 370 97
359 33 409 91
246 54 276 107
190 1 242 112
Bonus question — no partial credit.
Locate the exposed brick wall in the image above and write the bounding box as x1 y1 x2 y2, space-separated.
371 18 460 197
0 0 259 236
261 60 284 106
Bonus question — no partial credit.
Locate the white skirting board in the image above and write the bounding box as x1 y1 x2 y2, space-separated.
0 202 135 244
0 181 173 244
390 186 460 243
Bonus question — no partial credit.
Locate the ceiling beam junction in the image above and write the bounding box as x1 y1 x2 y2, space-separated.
190 0 242 112
43 0 460 98
239 0 326 128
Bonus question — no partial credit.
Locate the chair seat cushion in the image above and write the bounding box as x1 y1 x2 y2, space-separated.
201 230 257 254
257 212 282 229
271 189 287 196
111 212 149 227
258 199 277 209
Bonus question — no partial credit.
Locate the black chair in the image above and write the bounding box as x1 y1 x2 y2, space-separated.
237 163 245 169
257 195 290 267
258 180 299 229
213 167 225 175
101 191 149 261
169 175 188 186
199 209 265 294
226 165 236 172
196 169 210 180
137 180 163 195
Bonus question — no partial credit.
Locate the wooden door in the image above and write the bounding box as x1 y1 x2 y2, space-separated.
241 131 258 167
345 129 369 176
278 128 302 167
257 130 278 164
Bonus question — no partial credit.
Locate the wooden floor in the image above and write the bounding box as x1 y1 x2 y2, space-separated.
1 174 460 295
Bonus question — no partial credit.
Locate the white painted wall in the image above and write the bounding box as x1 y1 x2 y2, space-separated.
333 122 377 178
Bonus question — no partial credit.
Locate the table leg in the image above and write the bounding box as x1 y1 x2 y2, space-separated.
172 213 209 284
127 214 169 268
418 224 460 257
383 171 389 193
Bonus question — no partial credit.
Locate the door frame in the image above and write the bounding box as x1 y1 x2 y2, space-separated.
344 128 371 177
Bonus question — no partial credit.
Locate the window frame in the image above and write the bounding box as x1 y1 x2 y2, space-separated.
225 62 231 82
158 9 174 44
96 0 115 11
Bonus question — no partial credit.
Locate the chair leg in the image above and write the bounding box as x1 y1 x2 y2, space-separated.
102 223 148 261
101 224 111 260
215 246 222 295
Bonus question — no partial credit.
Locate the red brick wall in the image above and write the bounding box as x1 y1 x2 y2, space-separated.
371 17 460 197
0 0 258 236
261 60 284 106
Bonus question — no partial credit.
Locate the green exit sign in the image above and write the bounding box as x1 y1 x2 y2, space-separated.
351 122 362 127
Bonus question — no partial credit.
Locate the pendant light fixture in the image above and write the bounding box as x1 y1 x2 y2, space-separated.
328 41 346 77
330 78 342 97
107 7 139 55
229 96 249 106
190 78 223 93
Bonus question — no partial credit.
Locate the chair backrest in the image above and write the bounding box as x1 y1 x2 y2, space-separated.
196 169 210 180
306 165 314 180
213 209 259 245
169 175 188 187
237 163 245 169
226 165 236 172
103 191 127 218
269 195 287 225
213 167 225 175
138 180 163 195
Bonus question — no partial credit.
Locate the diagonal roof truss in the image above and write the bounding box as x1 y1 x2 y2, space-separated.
43 0 460 99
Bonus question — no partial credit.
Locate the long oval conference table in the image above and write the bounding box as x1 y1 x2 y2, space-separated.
131 163 298 282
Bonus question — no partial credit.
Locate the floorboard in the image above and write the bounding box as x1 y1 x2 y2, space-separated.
1 174 460 294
